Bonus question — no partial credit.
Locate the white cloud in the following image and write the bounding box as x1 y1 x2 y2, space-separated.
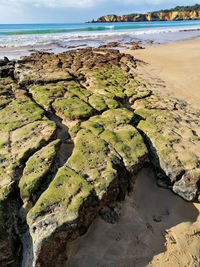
1 0 199 9
1 0 104 8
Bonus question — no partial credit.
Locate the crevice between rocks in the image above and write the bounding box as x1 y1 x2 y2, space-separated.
132 112 185 190
6 77 75 266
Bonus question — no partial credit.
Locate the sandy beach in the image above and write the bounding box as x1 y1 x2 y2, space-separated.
67 168 200 267
130 39 200 109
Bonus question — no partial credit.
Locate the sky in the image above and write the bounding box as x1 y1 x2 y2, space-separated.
0 0 200 24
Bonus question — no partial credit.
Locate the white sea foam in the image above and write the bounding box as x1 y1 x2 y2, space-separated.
0 25 200 48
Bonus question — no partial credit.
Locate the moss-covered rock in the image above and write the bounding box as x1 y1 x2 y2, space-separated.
67 81 91 102
15 53 73 84
19 139 61 204
68 124 81 139
80 108 147 172
27 166 95 266
135 107 200 197
0 83 57 236
88 93 119 112
1 48 152 266
81 120 104 136
87 67 127 98
80 108 134 138
0 97 44 132
67 129 121 198
136 108 184 180
88 94 107 112
0 119 56 213
104 95 119 109
28 82 68 111
100 125 148 171
89 108 134 130
52 96 94 120
27 166 92 222
11 119 56 169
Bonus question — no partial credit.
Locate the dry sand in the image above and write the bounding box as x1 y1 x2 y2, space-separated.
130 40 200 110
65 40 200 267
67 168 200 267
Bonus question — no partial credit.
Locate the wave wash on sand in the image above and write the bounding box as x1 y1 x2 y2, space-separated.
0 20 200 60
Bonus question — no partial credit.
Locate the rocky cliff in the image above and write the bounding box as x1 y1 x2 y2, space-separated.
90 4 200 22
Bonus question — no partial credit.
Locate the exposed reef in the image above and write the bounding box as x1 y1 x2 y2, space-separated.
1 47 200 266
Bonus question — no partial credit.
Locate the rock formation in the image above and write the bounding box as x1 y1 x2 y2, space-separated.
90 4 200 22
1 47 200 266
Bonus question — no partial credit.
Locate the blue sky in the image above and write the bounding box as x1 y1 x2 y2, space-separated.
0 0 200 23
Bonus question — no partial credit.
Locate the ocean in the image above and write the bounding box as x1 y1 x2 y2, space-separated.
0 20 200 59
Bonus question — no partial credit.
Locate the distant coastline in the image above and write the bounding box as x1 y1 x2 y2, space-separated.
89 4 200 23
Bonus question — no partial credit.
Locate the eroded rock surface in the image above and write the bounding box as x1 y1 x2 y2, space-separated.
1 48 200 266
0 77 56 266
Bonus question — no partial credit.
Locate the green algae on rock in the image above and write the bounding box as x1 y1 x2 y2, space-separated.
15 53 73 84
88 108 134 130
0 97 44 132
100 125 148 171
53 96 94 120
28 82 68 111
1 50 147 266
67 129 124 198
135 108 198 180
27 166 93 222
67 81 91 102
88 94 119 112
27 166 95 266
134 95 200 202
0 79 57 200
80 108 148 172
19 139 61 204
11 119 56 170
0 77 58 266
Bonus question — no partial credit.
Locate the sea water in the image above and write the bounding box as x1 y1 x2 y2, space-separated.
0 20 200 59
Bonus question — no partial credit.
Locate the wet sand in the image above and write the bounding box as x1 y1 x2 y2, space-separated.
129 39 200 109
66 168 200 267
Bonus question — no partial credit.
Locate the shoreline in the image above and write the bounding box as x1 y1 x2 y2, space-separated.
1 21 200 60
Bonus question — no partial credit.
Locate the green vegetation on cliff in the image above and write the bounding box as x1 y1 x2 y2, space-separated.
160 4 200 12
